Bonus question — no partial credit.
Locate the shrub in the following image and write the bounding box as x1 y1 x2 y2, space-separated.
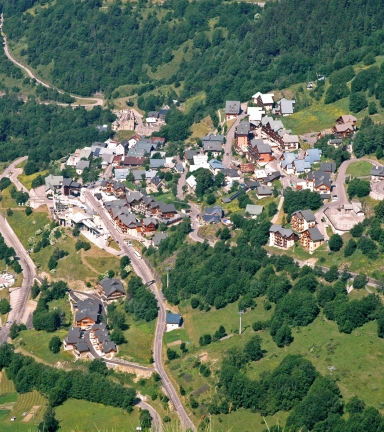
353 273 368 289
48 336 61 354
328 234 343 252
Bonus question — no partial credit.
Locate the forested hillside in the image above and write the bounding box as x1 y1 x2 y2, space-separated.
2 0 384 106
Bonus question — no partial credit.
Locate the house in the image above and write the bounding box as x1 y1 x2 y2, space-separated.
280 152 298 174
235 122 250 150
256 185 272 198
291 210 316 233
261 116 285 145
152 137 166 147
240 163 255 173
151 232 168 247
115 213 138 235
150 176 163 192
184 149 200 163
301 227 324 252
336 115 357 127
175 163 184 174
222 168 240 185
126 191 143 206
328 138 343 147
186 175 197 193
63 326 82 350
115 168 130 181
292 159 311 175
262 171 281 185
282 134 300 151
203 141 223 156
97 278 126 302
102 341 117 355
245 204 264 218
276 98 295 116
150 158 165 169
132 170 157 183
115 142 126 156
136 141 156 153
159 203 177 219
166 313 182 332
75 299 101 329
139 217 158 234
200 206 223 224
193 154 209 166
305 149 322 165
370 166 384 182
165 157 175 169
306 171 332 193
269 225 298 249
225 100 241 120
332 123 355 138
122 156 146 167
101 154 114 168
245 180 260 190
248 139 273 163
319 162 336 173
128 148 147 158
209 159 225 175
247 106 265 125
74 341 89 358
252 92 274 111
62 178 82 196
45 174 63 195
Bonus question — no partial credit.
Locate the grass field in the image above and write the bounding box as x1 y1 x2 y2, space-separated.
15 329 74 365
48 297 72 327
188 116 215 143
346 160 373 177
17 169 49 191
55 399 141 432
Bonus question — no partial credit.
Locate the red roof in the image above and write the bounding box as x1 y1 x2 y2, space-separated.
113 156 121 163
240 163 255 173
122 156 145 166
151 137 166 143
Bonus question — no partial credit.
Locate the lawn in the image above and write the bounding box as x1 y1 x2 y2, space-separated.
48 297 72 327
117 313 155 365
17 169 49 191
15 329 74 366
346 160 373 177
55 399 141 432
188 115 215 143
164 328 189 345
0 185 18 209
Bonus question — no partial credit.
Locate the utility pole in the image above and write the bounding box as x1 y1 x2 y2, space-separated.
166 267 171 289
238 310 245 335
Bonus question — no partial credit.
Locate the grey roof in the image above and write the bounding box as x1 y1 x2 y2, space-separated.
257 185 272 195
65 326 81 344
115 168 130 180
76 341 89 352
175 163 184 173
148 111 159 118
320 162 336 173
249 138 264 149
205 206 223 217
99 278 126 296
329 139 343 144
128 148 146 158
307 227 324 242
76 160 90 170
152 232 168 246
225 101 241 115
77 299 101 313
118 213 138 228
142 217 157 227
91 323 107 332
101 154 114 164
255 142 272 154
166 313 181 325
76 308 98 322
236 122 250 135
91 142 107 150
245 204 264 215
159 203 177 213
270 224 295 238
222 168 239 178
185 150 199 160
245 180 260 189
142 195 156 205
370 166 384 176
292 209 316 222
136 141 154 153
262 171 281 183
151 176 162 187
202 214 221 223
203 142 223 152
150 158 165 168
94 193 102 200
103 341 117 353
45 174 63 191
279 98 295 115
133 170 146 181
202 134 224 142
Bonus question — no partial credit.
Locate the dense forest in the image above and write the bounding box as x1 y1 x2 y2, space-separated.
2 0 384 107
0 95 114 170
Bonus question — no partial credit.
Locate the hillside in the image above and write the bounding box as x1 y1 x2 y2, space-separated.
2 0 384 111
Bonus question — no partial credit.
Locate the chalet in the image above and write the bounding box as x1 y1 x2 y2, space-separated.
305 148 322 165
115 213 138 235
184 149 200 163
159 203 177 219
102 341 117 355
328 138 343 147
280 152 298 174
62 178 82 197
97 278 126 302
105 180 126 198
150 176 163 193
91 323 107 333
245 204 264 218
209 159 225 175
247 106 265 125
200 206 223 224
301 227 324 253
203 141 223 156
319 162 336 173
276 98 295 116
292 159 311 175
45 175 63 195
332 123 355 138
222 168 241 185
139 217 157 234
282 134 300 151
256 185 272 198
166 313 182 332
262 171 281 185
269 225 298 249
306 171 332 193
74 341 89 358
248 139 273 163
225 100 241 120
240 163 255 174
186 175 197 193
370 166 384 182
261 116 285 145
252 92 274 111
151 232 168 247
336 115 357 127
235 122 251 150
63 327 82 350
291 210 316 233
126 191 143 206
75 299 101 329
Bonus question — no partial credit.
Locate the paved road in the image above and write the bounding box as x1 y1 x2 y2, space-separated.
138 399 163 432
223 103 247 168
84 190 196 431
1 14 103 108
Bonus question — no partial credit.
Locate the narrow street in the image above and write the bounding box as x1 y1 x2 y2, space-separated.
223 103 247 168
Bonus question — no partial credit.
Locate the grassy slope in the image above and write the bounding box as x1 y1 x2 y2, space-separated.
346 160 373 177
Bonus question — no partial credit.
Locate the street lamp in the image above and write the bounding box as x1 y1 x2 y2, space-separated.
238 310 245 335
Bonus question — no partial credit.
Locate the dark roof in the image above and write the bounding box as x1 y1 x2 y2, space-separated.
292 209 316 222
185 150 199 160
307 227 324 242
166 313 181 325
65 327 81 344
103 341 117 353
75 341 89 352
370 166 384 176
225 101 241 115
320 162 336 173
152 233 168 246
205 206 223 217
123 156 146 166
245 180 260 189
159 203 177 213
99 278 126 296
257 185 272 195
236 122 250 135
151 176 162 187
262 171 281 183
94 193 102 200
270 224 295 238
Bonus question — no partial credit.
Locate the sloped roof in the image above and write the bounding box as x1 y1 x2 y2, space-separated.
292 209 316 222
225 101 241 115
270 224 295 238
99 278 126 296
245 204 264 215
307 227 324 242
152 232 168 246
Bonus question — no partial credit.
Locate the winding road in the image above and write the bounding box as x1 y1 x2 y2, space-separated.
1 14 103 108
